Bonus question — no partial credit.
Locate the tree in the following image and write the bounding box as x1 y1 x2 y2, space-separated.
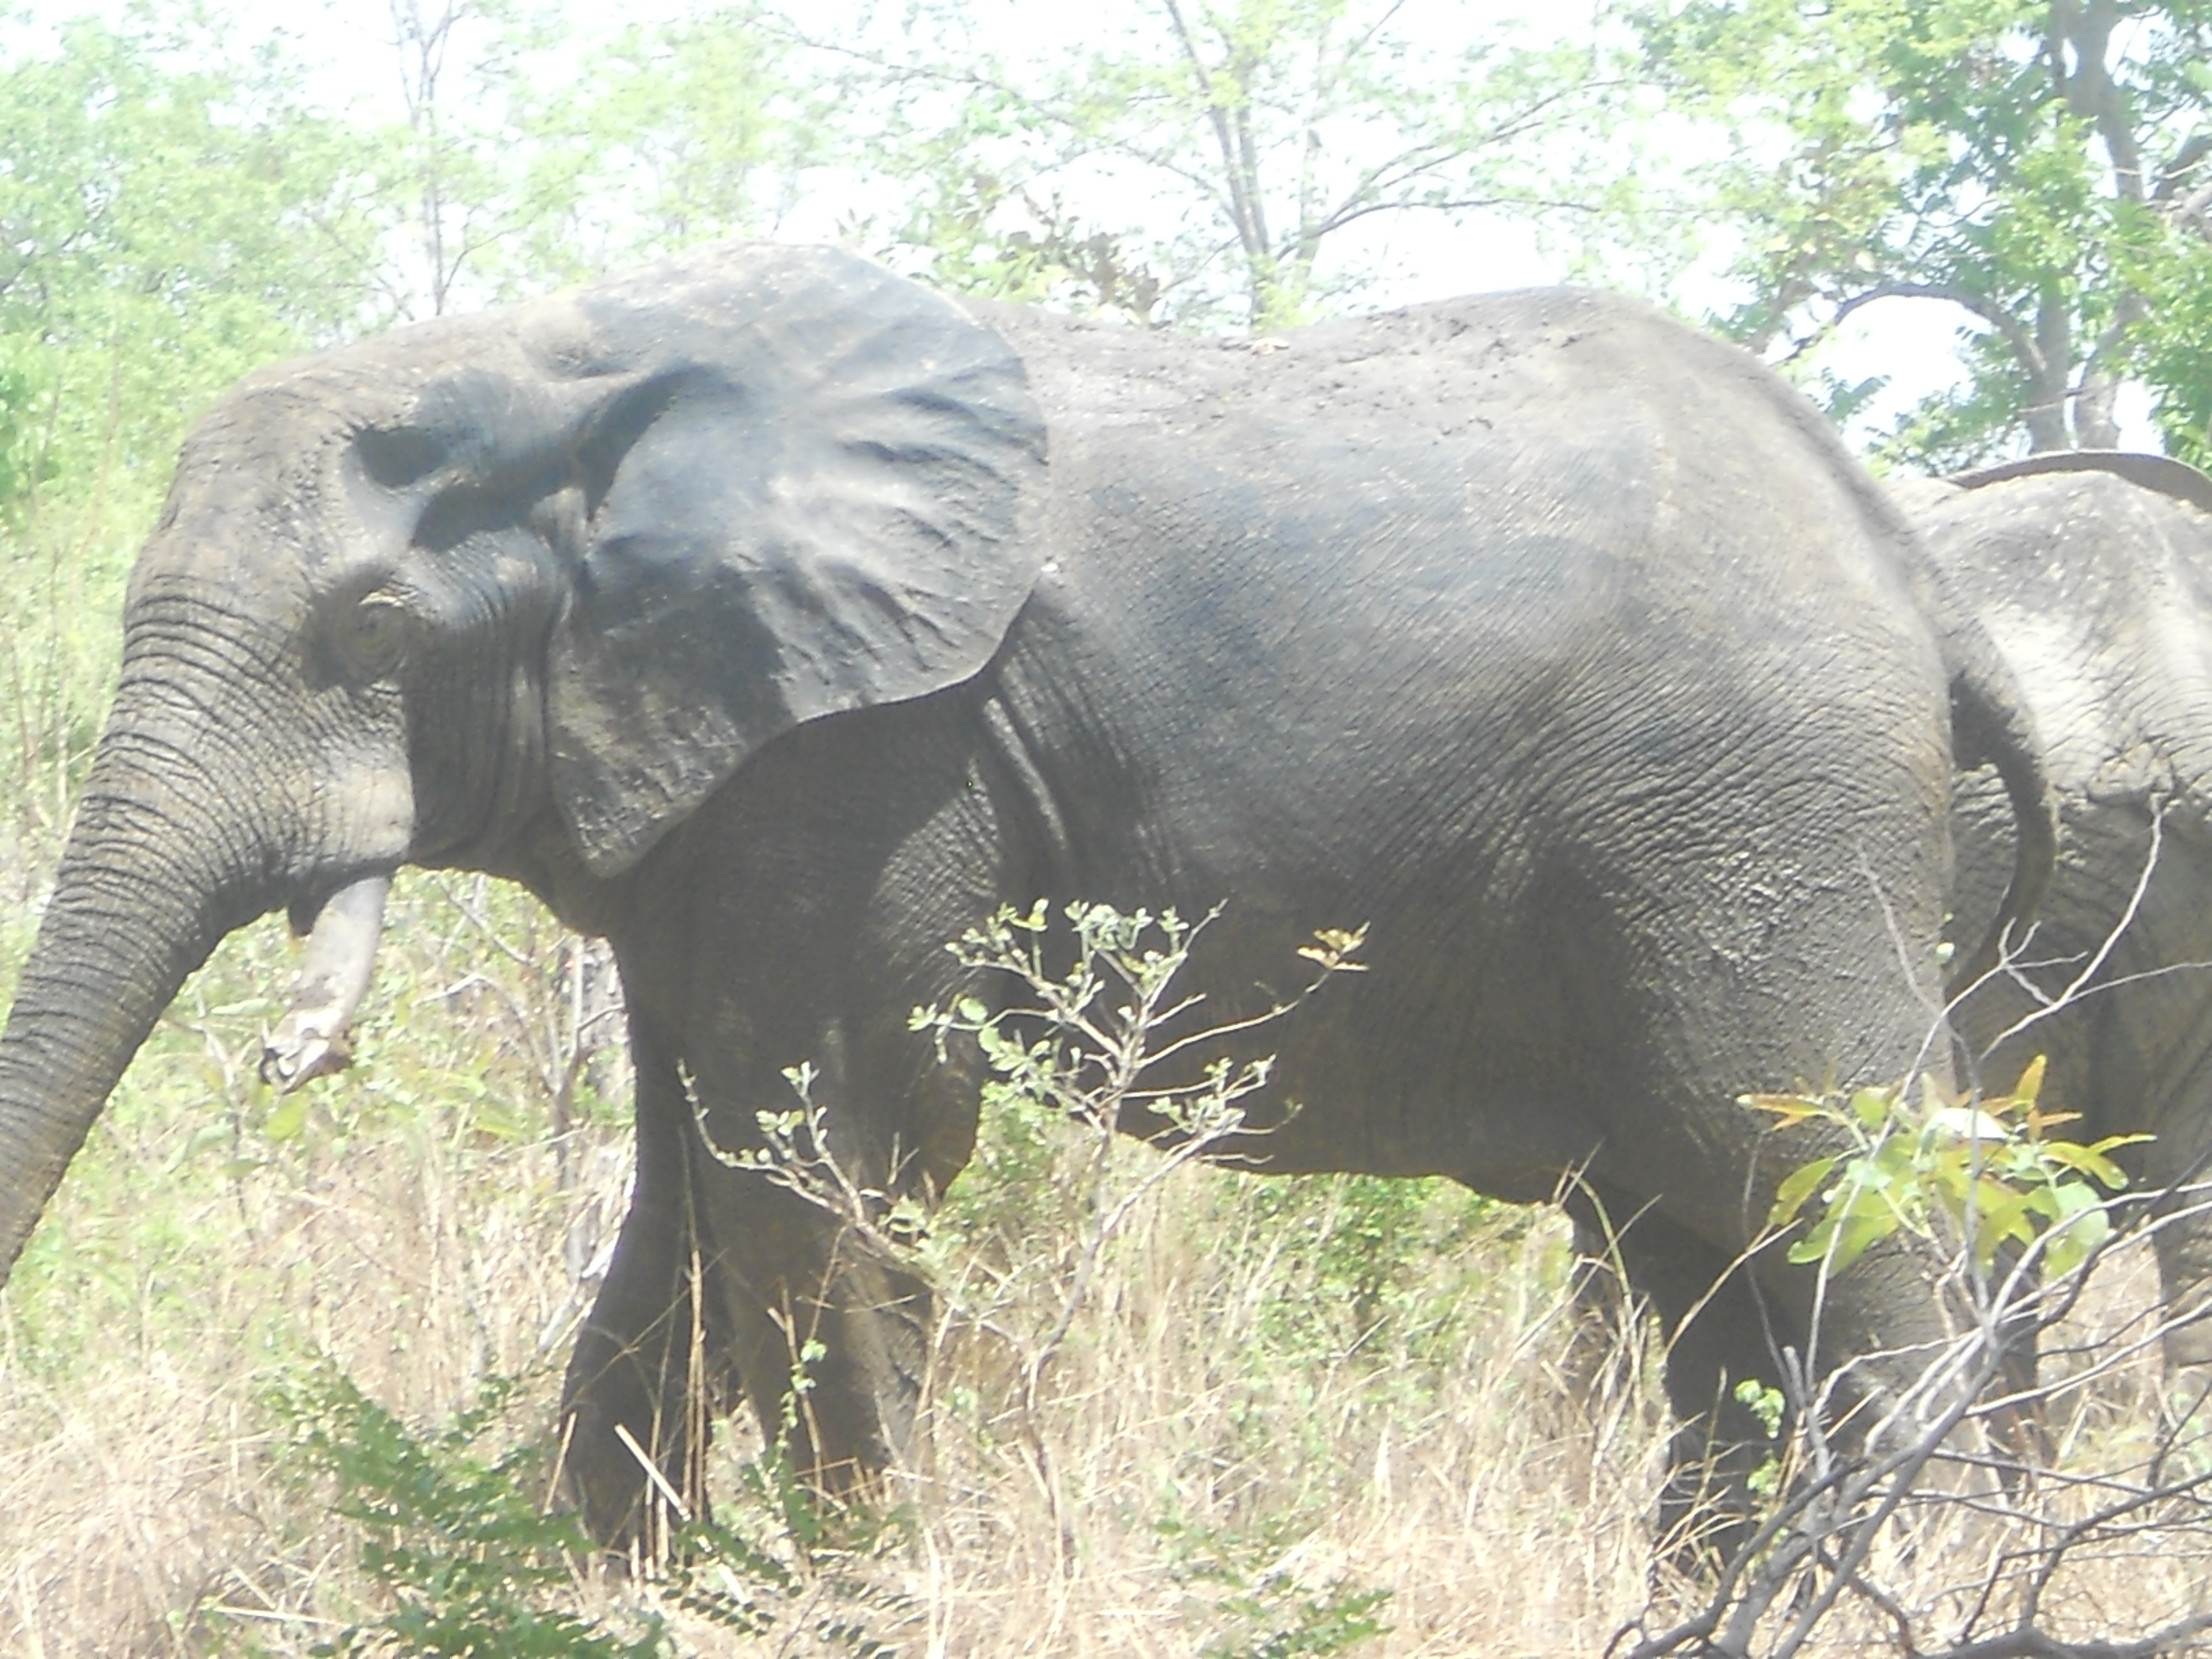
798 0 1619 331
0 11 378 524
340 0 580 318
0 10 387 851
501 6 825 284
1608 0 2212 469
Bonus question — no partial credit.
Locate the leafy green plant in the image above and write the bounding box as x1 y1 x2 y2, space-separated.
1615 1062 2212 1656
1223 1172 1501 1369
1747 1056 2147 1280
271 1358 912 1659
722 898 1365 1328
1157 1517 1392 1658
274 1365 665 1659
908 901 1366 1395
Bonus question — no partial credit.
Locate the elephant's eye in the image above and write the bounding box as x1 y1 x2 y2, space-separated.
342 594 412 682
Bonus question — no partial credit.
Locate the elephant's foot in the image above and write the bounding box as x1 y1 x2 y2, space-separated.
722 1258 933 1505
558 1307 712 1556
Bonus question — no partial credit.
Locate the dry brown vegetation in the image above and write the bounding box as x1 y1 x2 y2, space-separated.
2 870 2210 1657
0 884 1671 1656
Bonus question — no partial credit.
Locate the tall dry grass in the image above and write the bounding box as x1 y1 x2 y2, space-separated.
0 875 1689 1657
0 749 2205 1655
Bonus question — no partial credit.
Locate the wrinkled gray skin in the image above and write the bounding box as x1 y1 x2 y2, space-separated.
0 243 2048 1544
1914 452 2212 1371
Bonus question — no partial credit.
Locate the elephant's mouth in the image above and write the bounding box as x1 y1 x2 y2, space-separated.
260 873 393 1092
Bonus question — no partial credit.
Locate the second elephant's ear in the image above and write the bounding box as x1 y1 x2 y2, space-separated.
543 246 1048 876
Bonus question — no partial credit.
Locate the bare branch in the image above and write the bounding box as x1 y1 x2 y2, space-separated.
1830 281 2048 385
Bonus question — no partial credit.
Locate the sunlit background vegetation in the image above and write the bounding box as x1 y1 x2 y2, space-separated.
4 0 2212 1651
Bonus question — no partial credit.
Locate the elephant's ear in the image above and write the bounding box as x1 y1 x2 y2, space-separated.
544 246 1048 877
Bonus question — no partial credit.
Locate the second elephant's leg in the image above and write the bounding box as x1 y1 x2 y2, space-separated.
2143 1109 2212 1373
2151 1211 2212 1374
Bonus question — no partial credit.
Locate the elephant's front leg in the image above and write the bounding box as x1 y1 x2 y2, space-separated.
559 1016 732 1547
557 1014 932 1543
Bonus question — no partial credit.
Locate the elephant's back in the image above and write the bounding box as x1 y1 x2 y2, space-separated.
985 289 1931 654
993 288 1949 794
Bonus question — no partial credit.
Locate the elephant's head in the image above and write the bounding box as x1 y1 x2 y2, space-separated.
0 243 1047 1279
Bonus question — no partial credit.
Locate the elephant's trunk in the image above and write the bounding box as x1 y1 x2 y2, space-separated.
0 657 293 1282
0 826 233 1282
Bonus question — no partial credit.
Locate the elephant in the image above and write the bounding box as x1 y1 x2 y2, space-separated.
0 241 2052 1545
1908 451 2212 1374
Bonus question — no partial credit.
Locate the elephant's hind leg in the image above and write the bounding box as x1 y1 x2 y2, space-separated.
1564 1180 1784 1556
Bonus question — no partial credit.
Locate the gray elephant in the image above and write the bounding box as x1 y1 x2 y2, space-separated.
0 242 2047 1543
1913 451 2212 1371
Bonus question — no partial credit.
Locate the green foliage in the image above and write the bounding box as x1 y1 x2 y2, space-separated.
846 0 1616 329
0 10 388 865
915 898 1339 1146
1730 1378 1787 1496
273 1360 912 1658
900 902 1366 1300
510 7 824 281
0 12 375 513
381 4 827 300
275 1365 667 1658
1158 1519 1392 1657
1606 0 2212 465
1749 1056 2147 1280
1218 1171 1500 1366
2129 228 2212 468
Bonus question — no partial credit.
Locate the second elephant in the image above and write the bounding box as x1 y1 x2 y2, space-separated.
1914 452 2212 1370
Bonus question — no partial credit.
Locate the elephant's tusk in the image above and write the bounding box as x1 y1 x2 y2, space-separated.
259 874 392 1093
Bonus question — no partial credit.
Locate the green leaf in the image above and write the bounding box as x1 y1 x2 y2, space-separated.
1768 1154 1841 1228
1826 1206 1902 1274
2040 1142 2136 1190
1973 1189 2040 1267
2044 1199 2113 1278
1742 1092 1830 1128
1851 1087 1898 1130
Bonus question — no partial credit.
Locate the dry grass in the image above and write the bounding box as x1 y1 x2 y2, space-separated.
0 1059 634 1655
1 891 2209 1656
886 1182 1671 1658
0 956 1681 1658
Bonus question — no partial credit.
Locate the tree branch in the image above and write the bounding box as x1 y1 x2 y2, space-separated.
1830 281 2047 384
